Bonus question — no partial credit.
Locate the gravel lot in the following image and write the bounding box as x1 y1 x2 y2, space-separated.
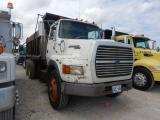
15 65 160 120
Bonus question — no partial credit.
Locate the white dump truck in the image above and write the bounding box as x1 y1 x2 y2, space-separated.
26 13 134 110
0 2 22 120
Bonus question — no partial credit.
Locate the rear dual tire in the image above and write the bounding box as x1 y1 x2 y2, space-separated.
26 59 35 79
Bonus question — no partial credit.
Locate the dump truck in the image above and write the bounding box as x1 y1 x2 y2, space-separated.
0 2 22 120
104 29 159 91
26 13 134 110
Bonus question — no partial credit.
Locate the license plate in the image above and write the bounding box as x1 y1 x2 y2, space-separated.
112 85 121 93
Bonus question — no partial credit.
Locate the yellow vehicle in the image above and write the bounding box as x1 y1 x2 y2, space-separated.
115 34 160 91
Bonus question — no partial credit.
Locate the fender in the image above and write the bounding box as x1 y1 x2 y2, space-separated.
47 60 61 78
134 58 160 71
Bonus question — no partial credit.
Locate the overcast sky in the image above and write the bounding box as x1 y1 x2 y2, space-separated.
1 0 160 46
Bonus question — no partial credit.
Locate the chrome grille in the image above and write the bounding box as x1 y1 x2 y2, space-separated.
95 45 133 78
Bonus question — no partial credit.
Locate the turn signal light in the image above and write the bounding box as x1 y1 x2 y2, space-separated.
0 46 4 54
63 65 70 74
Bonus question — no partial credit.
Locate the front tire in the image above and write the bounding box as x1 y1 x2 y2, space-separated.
132 68 155 91
48 70 68 110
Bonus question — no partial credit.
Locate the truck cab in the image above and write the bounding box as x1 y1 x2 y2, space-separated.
0 2 22 120
116 34 160 90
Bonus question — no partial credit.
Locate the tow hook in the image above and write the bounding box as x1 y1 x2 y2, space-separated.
15 90 19 105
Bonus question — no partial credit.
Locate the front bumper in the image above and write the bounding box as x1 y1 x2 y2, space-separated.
152 71 160 81
0 86 15 112
61 79 132 97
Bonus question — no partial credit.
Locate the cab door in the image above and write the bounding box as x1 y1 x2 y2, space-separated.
129 37 140 61
46 23 58 63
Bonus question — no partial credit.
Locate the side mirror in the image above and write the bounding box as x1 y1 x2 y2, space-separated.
15 23 22 39
156 47 160 52
49 30 56 41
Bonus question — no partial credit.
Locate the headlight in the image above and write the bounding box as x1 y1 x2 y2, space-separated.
149 66 160 71
63 65 84 75
0 62 7 78
0 63 6 72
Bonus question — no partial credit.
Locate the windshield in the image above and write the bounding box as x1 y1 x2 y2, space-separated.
133 37 150 49
59 20 101 39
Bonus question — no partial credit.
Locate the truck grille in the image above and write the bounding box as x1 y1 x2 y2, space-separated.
0 81 15 88
95 45 133 78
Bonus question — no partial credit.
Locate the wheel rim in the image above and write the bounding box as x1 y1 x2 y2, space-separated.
133 73 147 86
49 77 58 102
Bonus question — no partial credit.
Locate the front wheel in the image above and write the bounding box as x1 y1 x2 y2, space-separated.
132 68 155 91
48 70 68 110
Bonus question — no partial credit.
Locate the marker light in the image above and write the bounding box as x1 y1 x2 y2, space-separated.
149 66 160 71
0 46 3 54
7 2 13 9
63 65 70 74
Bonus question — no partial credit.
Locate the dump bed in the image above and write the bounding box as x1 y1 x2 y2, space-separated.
26 13 70 60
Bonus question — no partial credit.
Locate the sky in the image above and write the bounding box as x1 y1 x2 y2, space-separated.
1 0 160 46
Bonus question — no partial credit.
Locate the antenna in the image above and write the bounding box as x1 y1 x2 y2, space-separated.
100 0 103 29
79 0 80 19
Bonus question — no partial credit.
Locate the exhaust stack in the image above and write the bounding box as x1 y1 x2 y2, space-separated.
111 26 116 40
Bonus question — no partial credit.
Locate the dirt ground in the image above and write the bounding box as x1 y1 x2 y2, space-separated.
15 65 160 120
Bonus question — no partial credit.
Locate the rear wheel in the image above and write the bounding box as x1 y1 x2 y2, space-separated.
132 68 155 91
48 70 68 110
26 59 35 79
28 60 35 79
26 60 30 75
0 107 15 120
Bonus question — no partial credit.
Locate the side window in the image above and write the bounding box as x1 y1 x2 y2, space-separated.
88 31 99 39
136 42 145 48
118 39 130 44
50 25 57 40
118 40 124 43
